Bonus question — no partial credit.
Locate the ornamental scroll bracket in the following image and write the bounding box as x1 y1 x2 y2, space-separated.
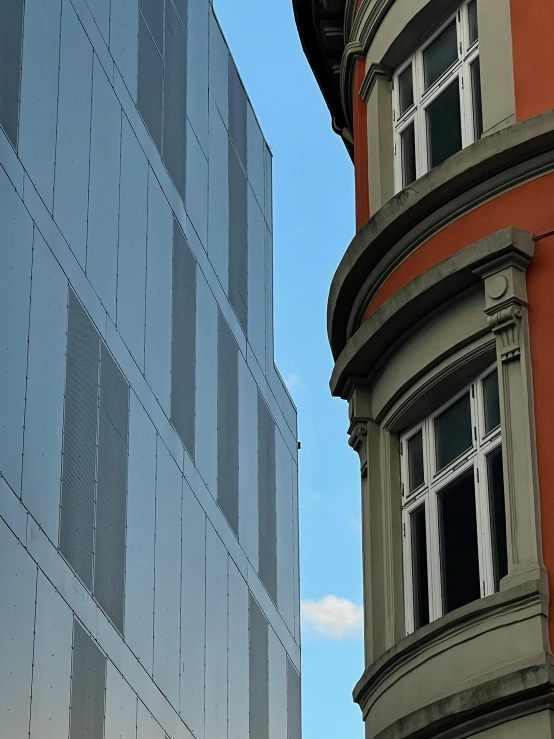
346 381 372 479
487 303 523 363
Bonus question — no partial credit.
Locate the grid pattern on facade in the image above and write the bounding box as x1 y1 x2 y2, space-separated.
0 0 300 735
217 311 239 535
137 0 188 201
258 391 277 602
61 289 129 632
249 594 269 739
70 620 106 739
0 0 24 148
171 217 196 459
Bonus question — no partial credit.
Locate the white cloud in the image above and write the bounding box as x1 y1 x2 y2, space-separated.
285 373 303 393
301 595 363 640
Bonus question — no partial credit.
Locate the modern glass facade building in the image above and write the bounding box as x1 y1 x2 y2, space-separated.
0 1 300 737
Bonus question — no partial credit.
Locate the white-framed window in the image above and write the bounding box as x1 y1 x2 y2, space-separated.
401 366 508 634
392 0 483 192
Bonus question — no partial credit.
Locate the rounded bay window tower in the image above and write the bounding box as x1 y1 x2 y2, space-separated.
294 1 554 737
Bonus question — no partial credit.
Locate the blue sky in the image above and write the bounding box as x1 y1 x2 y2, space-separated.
213 1 364 736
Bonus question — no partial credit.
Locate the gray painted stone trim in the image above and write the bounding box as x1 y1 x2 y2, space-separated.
330 228 534 397
476 251 544 591
327 109 554 359
353 580 552 739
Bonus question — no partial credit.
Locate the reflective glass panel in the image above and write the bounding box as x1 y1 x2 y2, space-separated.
401 123 417 188
434 392 472 471
399 64 414 115
483 370 500 433
426 80 462 169
411 505 430 628
439 469 481 613
423 21 458 89
488 447 508 590
408 430 424 492
471 58 483 140
468 0 479 45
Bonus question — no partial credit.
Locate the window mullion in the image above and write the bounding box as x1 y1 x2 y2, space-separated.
425 419 443 621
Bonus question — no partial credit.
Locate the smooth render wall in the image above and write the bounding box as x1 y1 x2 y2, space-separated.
0 0 301 737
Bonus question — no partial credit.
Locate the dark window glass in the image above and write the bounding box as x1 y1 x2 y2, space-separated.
439 470 481 613
471 58 483 140
408 430 424 492
423 21 458 89
401 123 417 188
435 392 473 471
483 370 500 433
399 64 414 115
411 505 430 628
468 0 479 45
488 447 508 590
426 80 462 169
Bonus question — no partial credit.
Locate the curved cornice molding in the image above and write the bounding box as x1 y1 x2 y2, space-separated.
292 0 353 153
327 109 554 360
330 228 534 397
353 578 550 739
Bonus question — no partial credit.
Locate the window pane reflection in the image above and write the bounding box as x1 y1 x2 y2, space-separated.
434 392 472 471
423 21 458 89
401 123 417 187
468 0 479 44
483 370 500 433
408 430 424 492
426 81 462 169
399 64 414 115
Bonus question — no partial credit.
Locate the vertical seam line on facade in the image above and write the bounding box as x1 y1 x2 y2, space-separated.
20 223 35 499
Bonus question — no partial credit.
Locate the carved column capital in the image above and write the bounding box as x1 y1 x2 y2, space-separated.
346 383 372 479
486 303 524 363
349 421 369 477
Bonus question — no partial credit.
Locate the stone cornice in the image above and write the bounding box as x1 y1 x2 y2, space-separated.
330 228 534 397
327 109 554 361
353 578 551 739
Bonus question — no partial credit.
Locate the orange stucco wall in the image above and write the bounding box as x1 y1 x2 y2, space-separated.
510 0 554 122
361 171 554 649
353 59 370 229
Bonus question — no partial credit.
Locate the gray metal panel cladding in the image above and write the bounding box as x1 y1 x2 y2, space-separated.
171 218 196 459
228 60 247 168
60 290 100 592
70 620 106 739
0 0 24 148
163 0 187 203
94 345 129 634
217 311 239 536
172 0 187 30
257 392 277 602
228 143 248 333
139 0 163 53
137 14 163 152
249 594 269 739
287 656 302 739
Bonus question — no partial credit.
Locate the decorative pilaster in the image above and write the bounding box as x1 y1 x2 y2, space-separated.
475 248 546 591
